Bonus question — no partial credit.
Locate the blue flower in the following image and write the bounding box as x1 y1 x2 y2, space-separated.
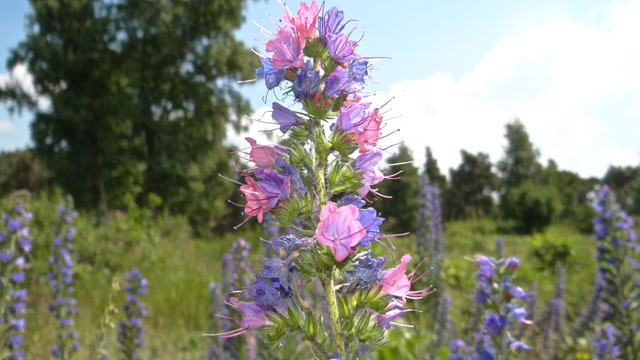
357 208 384 247
256 57 286 90
484 314 508 336
346 251 385 290
261 255 296 291
348 60 368 84
272 102 299 133
293 61 320 101
250 274 286 313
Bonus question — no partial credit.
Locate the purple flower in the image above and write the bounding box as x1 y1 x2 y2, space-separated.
8 336 23 349
231 297 269 331
475 288 490 304
348 60 368 84
7 219 22 233
505 256 520 270
118 268 148 359
9 318 25 331
254 168 291 208
373 307 416 330
324 66 351 97
271 235 306 255
484 314 508 336
250 274 286 313
510 340 531 352
504 284 527 299
328 33 359 62
346 251 385 290
10 272 25 284
256 58 286 90
336 102 369 131
293 60 321 101
474 256 495 279
357 207 384 247
261 254 297 291
318 7 346 42
272 102 299 133
508 305 532 324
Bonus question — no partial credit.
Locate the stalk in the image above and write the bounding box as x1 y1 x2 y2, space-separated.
326 267 345 356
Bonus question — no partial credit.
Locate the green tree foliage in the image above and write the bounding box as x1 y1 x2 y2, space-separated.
632 177 640 216
423 146 447 190
497 119 541 190
540 159 596 232
375 144 420 234
501 180 564 233
603 165 640 211
6 0 256 230
0 149 51 197
443 150 497 220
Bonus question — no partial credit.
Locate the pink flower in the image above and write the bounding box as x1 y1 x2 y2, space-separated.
240 176 271 223
266 26 306 69
353 108 384 153
379 254 432 306
246 137 278 168
315 202 366 262
357 168 384 198
282 1 319 38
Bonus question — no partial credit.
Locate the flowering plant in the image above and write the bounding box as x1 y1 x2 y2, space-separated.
0 201 33 360
47 204 81 358
210 2 430 358
450 255 532 359
589 185 639 358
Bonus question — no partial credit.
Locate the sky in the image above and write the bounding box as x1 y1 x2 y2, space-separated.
1 0 639 178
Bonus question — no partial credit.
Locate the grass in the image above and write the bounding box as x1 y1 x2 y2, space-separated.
2 192 606 359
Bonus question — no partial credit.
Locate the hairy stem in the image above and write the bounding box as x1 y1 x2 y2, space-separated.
326 267 345 356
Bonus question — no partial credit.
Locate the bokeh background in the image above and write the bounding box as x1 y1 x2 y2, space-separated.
0 0 639 359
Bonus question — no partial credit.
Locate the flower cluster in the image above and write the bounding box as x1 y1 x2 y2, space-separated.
0 202 33 360
450 255 532 359
536 263 566 358
588 185 639 358
209 237 257 359
118 268 148 360
213 2 430 358
47 204 80 358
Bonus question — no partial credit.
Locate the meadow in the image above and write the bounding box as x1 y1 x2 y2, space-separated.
2 189 607 359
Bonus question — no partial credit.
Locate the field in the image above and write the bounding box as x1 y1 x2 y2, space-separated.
5 190 605 359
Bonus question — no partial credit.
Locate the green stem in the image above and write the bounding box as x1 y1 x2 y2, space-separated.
310 117 328 205
326 267 345 356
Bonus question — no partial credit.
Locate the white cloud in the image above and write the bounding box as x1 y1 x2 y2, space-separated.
225 105 276 153
378 0 640 178
0 119 15 133
0 63 51 110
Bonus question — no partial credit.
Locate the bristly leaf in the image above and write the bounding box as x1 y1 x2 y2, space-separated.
330 130 358 158
274 193 315 227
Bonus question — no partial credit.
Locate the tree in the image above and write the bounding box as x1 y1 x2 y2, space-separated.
375 144 421 234
6 0 257 229
603 165 640 211
497 119 541 190
423 146 447 190
501 180 563 233
541 159 596 232
0 149 51 197
443 150 498 220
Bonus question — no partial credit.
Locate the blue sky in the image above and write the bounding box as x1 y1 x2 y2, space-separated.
2 0 639 177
